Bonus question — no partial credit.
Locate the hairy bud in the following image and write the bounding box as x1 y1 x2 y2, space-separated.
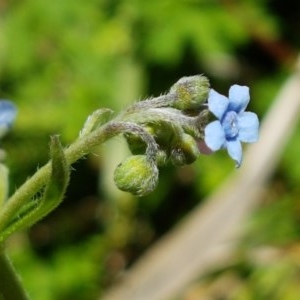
114 155 159 196
170 133 200 166
169 75 210 110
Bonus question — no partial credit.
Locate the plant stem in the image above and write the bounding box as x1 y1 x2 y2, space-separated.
0 120 156 234
0 249 29 300
0 121 114 232
0 119 124 298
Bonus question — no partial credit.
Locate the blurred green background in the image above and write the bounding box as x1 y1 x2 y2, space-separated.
1 0 300 299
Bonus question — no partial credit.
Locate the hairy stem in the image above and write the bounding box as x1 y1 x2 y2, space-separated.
0 120 156 233
0 249 29 300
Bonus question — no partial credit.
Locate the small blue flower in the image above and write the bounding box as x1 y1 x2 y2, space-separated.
0 100 17 139
204 85 259 167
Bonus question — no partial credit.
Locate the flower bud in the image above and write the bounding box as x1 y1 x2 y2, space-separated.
0 100 17 138
124 126 154 155
170 134 200 166
155 149 168 166
169 75 210 110
114 155 159 196
125 132 147 155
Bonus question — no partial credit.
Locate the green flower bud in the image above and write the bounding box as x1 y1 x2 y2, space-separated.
155 149 168 166
170 75 210 110
170 134 200 166
125 132 147 155
114 155 159 196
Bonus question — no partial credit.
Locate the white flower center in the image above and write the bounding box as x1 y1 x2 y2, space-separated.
222 111 238 139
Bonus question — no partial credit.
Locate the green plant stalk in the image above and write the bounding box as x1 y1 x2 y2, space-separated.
0 120 157 234
0 121 110 232
0 249 29 300
0 75 210 299
0 85 203 234
0 121 127 299
0 121 124 299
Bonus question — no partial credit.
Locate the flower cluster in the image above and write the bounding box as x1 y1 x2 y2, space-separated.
111 78 259 195
0 78 260 300
0 77 260 248
114 75 210 196
0 78 259 201
204 85 259 167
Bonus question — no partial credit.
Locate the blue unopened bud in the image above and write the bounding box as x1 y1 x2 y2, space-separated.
169 75 210 110
114 155 159 196
0 100 17 138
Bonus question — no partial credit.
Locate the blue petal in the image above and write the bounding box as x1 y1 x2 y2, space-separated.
237 112 259 143
208 89 229 120
226 140 242 167
228 85 250 113
0 100 17 138
204 121 225 151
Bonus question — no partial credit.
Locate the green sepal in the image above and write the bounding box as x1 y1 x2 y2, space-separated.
0 164 9 207
80 108 113 137
0 136 70 242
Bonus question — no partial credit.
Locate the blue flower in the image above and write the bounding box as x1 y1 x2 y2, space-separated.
204 85 259 167
0 100 17 139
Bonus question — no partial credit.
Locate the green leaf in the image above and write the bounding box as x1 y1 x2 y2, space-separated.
42 135 70 206
0 136 70 242
79 108 113 137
